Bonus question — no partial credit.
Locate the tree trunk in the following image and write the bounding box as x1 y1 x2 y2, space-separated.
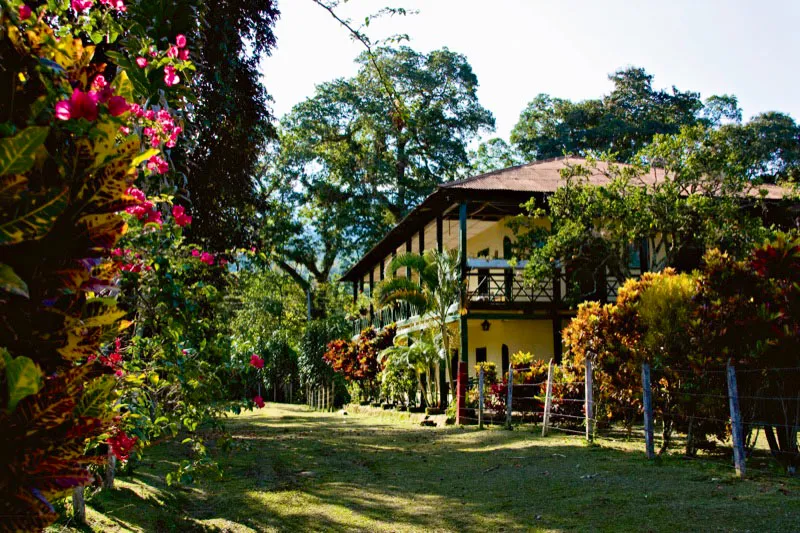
72 486 86 524
104 453 116 489
659 418 673 456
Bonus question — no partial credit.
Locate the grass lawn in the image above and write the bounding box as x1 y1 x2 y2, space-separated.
55 403 799 532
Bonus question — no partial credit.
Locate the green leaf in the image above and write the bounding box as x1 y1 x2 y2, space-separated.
1 349 43 413
0 127 49 176
112 71 135 102
0 188 67 245
0 263 29 298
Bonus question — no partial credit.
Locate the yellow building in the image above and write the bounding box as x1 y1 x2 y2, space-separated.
340 156 790 407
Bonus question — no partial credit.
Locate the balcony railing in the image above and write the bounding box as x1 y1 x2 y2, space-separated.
352 301 421 337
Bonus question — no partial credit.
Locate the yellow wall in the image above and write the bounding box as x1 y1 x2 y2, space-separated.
465 318 554 376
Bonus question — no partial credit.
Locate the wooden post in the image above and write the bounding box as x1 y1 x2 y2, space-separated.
542 359 554 437
436 216 443 253
585 355 594 442
726 362 746 477
478 367 485 429
642 363 655 459
505 364 514 430
72 486 86 524
104 453 116 489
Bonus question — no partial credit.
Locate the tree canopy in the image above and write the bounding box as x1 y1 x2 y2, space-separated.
268 46 494 289
177 0 280 250
499 66 800 183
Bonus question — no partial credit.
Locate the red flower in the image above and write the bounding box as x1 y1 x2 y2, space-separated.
108 430 138 461
135 56 148 68
175 34 187 48
200 252 215 266
19 4 32 20
191 249 201 257
107 95 129 116
253 395 265 408
250 354 265 369
172 205 192 227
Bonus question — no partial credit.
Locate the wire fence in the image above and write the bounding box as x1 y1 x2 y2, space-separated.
459 360 799 477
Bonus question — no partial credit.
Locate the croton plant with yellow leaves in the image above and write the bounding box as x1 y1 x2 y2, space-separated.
0 0 194 528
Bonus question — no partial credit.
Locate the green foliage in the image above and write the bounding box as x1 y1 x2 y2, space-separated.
0 125 49 175
512 133 777 302
177 0 280 248
510 67 704 162
269 46 493 287
1 348 42 413
375 249 461 398
565 236 800 467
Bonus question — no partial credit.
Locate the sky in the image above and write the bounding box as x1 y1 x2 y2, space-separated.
261 0 800 141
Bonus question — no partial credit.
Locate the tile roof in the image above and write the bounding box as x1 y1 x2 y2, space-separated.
442 156 789 200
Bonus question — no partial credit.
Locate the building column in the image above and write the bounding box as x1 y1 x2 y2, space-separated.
458 202 468 364
436 216 443 253
352 280 358 304
419 228 425 255
369 269 374 323
405 239 412 278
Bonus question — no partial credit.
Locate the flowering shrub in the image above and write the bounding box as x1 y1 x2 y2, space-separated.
0 0 197 525
324 325 396 402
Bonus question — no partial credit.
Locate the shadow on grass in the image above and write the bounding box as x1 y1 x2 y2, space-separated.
81 404 800 532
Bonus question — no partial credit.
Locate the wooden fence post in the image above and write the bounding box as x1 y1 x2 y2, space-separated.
542 359 554 437
585 355 594 442
478 367 484 429
505 364 514 430
72 486 86 524
104 453 116 489
642 362 655 459
726 361 746 477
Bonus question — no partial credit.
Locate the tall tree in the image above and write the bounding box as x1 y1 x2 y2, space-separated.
510 67 704 162
177 0 280 249
511 126 781 303
270 46 494 288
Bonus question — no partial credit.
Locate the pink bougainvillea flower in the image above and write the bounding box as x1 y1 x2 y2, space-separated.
172 205 192 227
146 154 169 174
253 396 265 409
119 125 131 135
111 248 123 257
125 186 146 203
107 95 129 116
175 34 187 48
144 109 155 120
135 56 148 68
149 47 158 57
178 48 190 61
163 65 180 87
250 354 265 369
145 209 162 226
55 89 99 121
191 249 201 257
112 0 125 11
55 100 72 120
200 252 215 266
166 45 179 59
219 257 228 266
91 75 107 90
71 0 93 11
19 4 32 20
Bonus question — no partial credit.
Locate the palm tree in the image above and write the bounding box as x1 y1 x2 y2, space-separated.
374 249 462 402
380 331 440 407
